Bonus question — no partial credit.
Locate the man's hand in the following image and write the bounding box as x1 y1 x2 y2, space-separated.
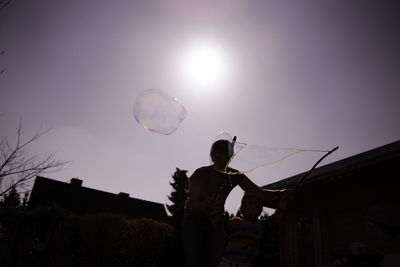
269 189 294 224
277 188 294 212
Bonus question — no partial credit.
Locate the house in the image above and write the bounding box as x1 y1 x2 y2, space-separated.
28 176 168 221
263 140 400 267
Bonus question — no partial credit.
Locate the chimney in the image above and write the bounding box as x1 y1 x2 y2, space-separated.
118 192 129 197
70 178 82 187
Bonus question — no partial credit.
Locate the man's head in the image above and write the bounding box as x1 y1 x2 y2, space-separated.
210 139 233 167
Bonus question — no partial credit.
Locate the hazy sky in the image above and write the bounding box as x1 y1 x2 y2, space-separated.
1 0 399 214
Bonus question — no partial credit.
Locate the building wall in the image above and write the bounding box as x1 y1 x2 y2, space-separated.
279 157 400 266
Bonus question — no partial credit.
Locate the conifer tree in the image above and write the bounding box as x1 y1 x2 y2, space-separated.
167 168 188 228
1 186 20 209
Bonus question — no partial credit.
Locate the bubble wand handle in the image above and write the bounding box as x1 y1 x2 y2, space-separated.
275 146 338 218
232 136 237 144
293 146 339 193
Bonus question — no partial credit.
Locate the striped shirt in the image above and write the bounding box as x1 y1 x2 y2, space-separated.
224 217 265 263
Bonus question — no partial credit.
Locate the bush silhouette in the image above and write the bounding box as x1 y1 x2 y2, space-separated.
0 206 179 267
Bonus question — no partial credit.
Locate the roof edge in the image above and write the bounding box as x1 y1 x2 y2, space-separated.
262 140 400 189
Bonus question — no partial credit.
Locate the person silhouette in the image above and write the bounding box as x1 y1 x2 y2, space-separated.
182 138 290 267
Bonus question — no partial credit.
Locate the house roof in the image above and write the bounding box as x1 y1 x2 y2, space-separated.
262 140 400 190
28 176 168 220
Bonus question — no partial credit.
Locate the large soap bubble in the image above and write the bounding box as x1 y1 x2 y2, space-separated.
226 144 305 174
213 131 234 143
133 89 187 135
213 132 331 174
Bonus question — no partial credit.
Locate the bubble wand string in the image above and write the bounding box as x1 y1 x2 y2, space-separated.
224 140 334 175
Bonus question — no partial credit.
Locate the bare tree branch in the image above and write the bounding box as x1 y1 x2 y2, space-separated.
0 0 12 12
0 120 69 197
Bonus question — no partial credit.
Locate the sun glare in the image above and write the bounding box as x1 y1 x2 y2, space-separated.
179 40 229 89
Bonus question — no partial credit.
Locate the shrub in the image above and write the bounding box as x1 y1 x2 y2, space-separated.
0 207 181 267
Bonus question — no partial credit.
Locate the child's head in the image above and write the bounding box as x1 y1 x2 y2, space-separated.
239 193 263 219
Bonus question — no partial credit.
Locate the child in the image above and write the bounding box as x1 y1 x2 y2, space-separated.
220 192 288 267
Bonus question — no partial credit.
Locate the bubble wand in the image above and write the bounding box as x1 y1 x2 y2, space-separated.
224 141 332 175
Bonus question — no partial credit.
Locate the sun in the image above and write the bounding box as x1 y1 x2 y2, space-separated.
179 40 229 89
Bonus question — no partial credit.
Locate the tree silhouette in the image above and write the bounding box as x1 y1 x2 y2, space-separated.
1 186 20 209
0 119 68 197
167 168 188 228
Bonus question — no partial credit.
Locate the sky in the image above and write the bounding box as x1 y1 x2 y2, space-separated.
1 0 399 214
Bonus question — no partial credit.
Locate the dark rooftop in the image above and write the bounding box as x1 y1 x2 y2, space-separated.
263 140 400 190
28 176 168 220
